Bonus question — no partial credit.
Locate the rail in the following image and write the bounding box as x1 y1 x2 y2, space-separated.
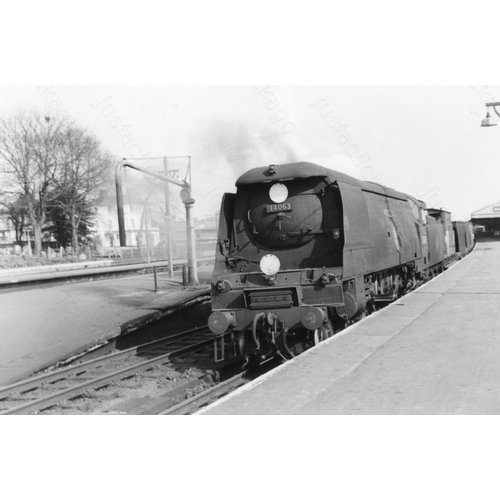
0 327 222 415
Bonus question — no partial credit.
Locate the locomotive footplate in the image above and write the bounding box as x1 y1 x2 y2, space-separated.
225 283 344 331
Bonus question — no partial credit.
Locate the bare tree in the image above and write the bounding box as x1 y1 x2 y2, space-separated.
0 110 67 256
52 126 113 253
0 194 29 243
0 110 114 256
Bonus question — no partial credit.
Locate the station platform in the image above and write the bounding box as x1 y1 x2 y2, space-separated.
199 241 500 415
0 256 214 286
0 272 209 387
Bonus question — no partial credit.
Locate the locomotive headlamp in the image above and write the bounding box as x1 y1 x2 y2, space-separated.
269 183 288 203
260 254 280 276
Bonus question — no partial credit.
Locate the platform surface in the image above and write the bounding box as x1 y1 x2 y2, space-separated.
0 273 209 386
199 242 500 415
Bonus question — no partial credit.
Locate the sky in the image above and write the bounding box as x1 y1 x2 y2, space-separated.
1 84 498 222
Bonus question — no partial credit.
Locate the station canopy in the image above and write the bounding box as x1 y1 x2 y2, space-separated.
471 202 500 220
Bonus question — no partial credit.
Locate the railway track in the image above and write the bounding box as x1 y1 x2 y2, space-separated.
0 326 240 415
162 372 248 415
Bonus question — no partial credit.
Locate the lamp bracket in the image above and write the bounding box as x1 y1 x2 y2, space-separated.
486 102 500 119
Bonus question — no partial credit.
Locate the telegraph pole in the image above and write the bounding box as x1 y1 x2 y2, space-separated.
180 158 198 286
163 156 174 278
144 204 151 265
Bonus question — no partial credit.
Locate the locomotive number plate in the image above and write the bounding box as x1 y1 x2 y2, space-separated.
266 203 293 213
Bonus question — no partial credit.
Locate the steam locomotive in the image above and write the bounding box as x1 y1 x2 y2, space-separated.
208 162 473 365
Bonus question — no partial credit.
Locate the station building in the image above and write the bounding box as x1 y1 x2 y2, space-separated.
471 201 500 241
92 202 217 259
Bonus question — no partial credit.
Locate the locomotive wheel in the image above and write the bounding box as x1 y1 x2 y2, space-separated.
282 328 313 358
282 321 335 358
281 328 297 358
238 331 248 360
313 320 334 345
